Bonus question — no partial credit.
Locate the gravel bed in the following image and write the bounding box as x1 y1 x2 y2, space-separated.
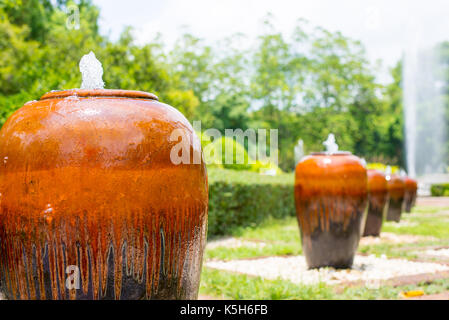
206 255 449 286
207 237 267 250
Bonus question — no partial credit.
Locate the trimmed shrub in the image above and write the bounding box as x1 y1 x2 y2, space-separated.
208 168 295 236
431 184 449 197
366 163 400 173
198 132 283 174
212 136 253 171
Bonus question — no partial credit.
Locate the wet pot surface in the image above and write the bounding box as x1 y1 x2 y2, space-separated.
0 89 208 300
295 152 368 269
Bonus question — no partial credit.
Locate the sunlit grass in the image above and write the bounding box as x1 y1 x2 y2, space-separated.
205 205 449 261
199 267 334 300
229 216 300 242
205 243 301 261
206 216 302 260
199 267 449 300
383 207 449 239
412 206 449 214
201 204 449 299
358 242 419 259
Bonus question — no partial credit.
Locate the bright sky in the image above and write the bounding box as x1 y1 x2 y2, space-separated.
94 0 449 82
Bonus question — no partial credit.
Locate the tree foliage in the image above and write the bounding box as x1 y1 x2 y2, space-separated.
0 3 406 171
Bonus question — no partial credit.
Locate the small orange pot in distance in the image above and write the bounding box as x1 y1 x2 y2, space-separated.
403 177 418 213
363 170 389 237
386 175 406 222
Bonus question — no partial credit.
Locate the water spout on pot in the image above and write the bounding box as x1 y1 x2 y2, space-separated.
323 133 339 154
79 51 105 90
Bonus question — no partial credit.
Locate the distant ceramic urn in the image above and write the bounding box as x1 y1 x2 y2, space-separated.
363 170 389 237
294 152 368 269
0 89 208 300
403 177 418 213
386 174 405 222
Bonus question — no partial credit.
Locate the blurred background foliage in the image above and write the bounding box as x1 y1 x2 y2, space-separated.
0 0 417 172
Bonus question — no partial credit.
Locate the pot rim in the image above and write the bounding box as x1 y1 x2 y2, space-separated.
40 89 159 101
310 151 352 156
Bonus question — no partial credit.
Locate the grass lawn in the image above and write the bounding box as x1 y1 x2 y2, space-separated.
205 216 301 261
382 206 449 238
199 204 449 300
200 267 449 300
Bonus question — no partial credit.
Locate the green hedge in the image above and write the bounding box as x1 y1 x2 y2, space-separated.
430 184 449 197
208 169 295 236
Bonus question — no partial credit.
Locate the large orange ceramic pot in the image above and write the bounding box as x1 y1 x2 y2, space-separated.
0 89 208 300
294 152 368 269
403 177 418 213
386 174 405 222
363 170 389 237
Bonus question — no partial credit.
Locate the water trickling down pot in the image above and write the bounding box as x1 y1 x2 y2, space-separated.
79 51 105 90
294 134 368 269
322 133 339 154
0 52 208 300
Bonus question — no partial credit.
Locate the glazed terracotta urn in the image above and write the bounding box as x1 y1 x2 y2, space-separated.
403 177 418 213
294 152 368 269
0 89 208 300
363 170 389 237
385 174 405 222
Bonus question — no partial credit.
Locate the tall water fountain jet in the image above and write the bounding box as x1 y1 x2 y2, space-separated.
404 36 448 178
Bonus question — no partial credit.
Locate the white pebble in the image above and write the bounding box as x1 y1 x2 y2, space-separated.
206 255 449 285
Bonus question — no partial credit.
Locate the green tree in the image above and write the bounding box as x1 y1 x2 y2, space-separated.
0 4 409 171
381 61 404 167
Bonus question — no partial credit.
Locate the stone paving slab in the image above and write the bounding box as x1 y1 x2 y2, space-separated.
423 248 449 258
207 237 267 250
416 197 449 207
384 270 449 288
412 248 449 263
360 232 436 246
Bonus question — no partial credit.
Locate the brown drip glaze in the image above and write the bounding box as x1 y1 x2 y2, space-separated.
403 177 418 213
294 152 368 269
363 170 389 237
0 89 208 300
385 175 405 222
